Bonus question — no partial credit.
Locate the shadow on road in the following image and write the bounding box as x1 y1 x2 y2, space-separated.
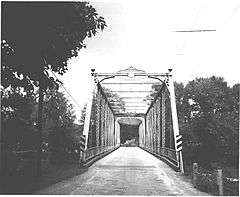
0 162 88 194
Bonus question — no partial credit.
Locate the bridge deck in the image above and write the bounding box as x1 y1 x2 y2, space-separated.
35 147 208 195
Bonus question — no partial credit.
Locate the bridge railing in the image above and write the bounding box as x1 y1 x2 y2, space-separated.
158 147 178 163
142 145 178 165
85 146 116 161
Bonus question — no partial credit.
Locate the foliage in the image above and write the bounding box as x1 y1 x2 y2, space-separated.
1 2 106 90
1 86 79 157
144 83 163 104
43 89 83 162
120 124 139 144
1 87 38 151
48 126 69 163
44 89 76 128
48 124 82 163
174 77 239 168
1 87 37 122
103 88 125 113
2 118 38 151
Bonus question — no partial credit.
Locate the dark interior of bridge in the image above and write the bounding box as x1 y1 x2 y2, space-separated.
120 124 139 146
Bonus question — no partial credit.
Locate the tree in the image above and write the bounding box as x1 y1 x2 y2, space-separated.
1 87 38 150
175 77 239 168
1 87 37 122
1 2 106 90
44 89 76 128
44 89 78 163
144 83 164 104
1 2 106 175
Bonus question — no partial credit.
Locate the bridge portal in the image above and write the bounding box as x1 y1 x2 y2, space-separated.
81 67 184 173
117 117 142 145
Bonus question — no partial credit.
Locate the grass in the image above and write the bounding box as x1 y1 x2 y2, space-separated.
183 162 239 196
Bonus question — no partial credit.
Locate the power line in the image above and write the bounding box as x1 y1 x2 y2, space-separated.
174 29 216 32
173 4 208 58
50 70 82 110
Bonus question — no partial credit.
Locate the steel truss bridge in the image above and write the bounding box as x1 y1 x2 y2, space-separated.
80 66 184 173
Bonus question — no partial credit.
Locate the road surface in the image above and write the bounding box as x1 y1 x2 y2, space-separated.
35 147 208 195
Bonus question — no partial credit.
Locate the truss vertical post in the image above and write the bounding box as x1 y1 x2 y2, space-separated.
106 105 109 147
154 105 157 153
144 115 147 148
101 99 105 148
150 109 153 151
161 90 166 149
113 116 115 147
152 108 155 152
153 107 156 153
142 118 146 148
117 118 120 146
156 99 161 154
107 106 109 148
96 88 100 147
167 72 184 173
81 93 93 163
102 99 105 148
81 75 96 164
112 114 115 146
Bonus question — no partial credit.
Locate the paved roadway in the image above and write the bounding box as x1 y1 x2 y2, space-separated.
35 147 208 195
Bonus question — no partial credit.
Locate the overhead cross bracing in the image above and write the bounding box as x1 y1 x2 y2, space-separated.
95 67 165 114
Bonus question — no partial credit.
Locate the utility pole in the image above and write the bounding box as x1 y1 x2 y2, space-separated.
36 58 45 177
0 121 5 175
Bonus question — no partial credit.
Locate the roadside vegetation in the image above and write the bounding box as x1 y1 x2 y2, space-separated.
1 1 106 194
174 77 239 171
174 77 239 195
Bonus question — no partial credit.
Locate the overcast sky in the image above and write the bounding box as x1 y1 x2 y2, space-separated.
57 0 240 121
